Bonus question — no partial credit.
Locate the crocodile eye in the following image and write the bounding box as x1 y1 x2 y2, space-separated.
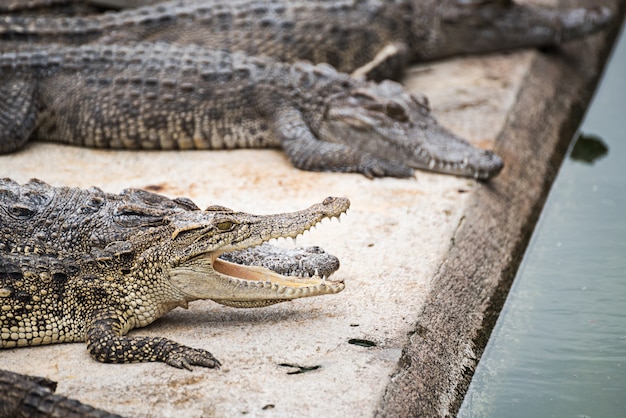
385 102 408 122
216 221 235 231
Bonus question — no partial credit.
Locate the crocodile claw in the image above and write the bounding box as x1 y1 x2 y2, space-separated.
359 155 414 179
166 347 222 370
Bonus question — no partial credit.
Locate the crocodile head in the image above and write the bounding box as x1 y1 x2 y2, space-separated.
322 79 503 179
163 197 349 308
418 0 613 60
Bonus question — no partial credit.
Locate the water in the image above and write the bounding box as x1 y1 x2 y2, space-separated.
458 25 626 418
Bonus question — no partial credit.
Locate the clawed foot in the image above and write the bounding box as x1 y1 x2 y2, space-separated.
359 155 414 179
165 346 222 371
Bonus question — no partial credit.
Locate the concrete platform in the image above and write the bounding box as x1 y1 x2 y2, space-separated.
0 1 623 416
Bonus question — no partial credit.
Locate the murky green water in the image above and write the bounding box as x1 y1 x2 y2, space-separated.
458 25 626 418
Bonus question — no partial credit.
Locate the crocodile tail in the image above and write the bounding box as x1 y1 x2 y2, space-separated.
0 369 124 418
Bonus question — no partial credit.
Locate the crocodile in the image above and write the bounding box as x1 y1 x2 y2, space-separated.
0 43 503 179
0 178 348 365
0 178 348 416
0 0 613 80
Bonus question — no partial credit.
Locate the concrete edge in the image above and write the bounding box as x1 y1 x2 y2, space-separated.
376 1 626 416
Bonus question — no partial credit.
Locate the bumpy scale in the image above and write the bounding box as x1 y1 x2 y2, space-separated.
0 0 613 80
0 0 613 179
0 178 349 369
0 369 123 418
0 43 503 178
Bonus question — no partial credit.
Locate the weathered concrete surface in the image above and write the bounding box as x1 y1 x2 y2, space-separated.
378 0 626 416
0 1 623 416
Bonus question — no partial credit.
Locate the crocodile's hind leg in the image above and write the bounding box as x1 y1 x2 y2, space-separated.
351 43 408 81
0 78 38 153
275 108 414 178
86 309 221 370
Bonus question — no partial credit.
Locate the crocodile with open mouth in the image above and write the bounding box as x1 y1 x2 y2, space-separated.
0 178 349 415
0 178 348 365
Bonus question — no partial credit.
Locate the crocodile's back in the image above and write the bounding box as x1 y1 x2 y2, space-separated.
0 0 411 74
125 0 408 74
0 177 115 254
0 177 192 255
0 43 287 152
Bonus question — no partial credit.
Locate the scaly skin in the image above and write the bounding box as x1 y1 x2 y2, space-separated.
0 0 613 79
0 43 503 178
0 0 104 16
0 179 346 413
1 0 75 12
0 1 611 179
0 178 349 369
0 369 122 418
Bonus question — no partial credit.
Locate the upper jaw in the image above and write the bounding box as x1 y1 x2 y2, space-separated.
369 122 504 180
411 148 504 179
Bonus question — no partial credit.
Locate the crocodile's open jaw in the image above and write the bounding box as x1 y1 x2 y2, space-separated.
169 245 344 309
167 197 349 307
213 254 336 287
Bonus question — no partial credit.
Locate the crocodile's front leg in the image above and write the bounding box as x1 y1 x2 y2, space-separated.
86 309 221 370
275 108 414 179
